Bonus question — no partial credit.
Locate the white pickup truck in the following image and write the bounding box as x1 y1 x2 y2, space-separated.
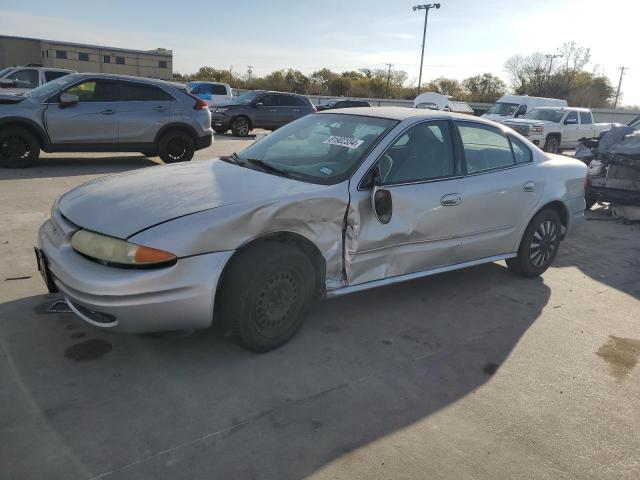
0 66 76 96
503 107 613 153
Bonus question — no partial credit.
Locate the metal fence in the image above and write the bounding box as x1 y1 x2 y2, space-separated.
231 89 640 124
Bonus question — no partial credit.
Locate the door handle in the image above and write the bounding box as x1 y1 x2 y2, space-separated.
440 193 461 206
153 106 167 112
100 109 115 115
523 181 535 192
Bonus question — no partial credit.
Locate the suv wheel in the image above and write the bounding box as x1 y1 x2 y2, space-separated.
231 117 251 137
544 135 560 154
0 128 40 168
158 131 195 163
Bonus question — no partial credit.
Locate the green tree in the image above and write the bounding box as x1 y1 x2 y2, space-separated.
462 73 506 102
423 77 464 98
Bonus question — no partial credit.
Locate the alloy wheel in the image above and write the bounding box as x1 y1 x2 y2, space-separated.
0 135 30 162
529 220 558 268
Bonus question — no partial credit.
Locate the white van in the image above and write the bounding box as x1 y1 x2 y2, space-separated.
482 95 567 122
413 92 474 114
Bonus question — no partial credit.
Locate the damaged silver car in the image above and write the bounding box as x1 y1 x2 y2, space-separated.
36 108 587 352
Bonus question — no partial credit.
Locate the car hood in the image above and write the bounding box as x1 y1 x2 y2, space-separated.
503 118 553 127
58 159 326 239
0 94 25 104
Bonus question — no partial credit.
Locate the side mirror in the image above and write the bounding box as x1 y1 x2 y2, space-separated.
59 93 79 107
0 79 16 88
371 165 392 224
255 102 264 107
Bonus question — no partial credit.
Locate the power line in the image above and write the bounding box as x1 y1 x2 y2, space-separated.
614 66 626 108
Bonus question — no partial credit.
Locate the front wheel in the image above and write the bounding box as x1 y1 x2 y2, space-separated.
543 135 560 154
217 242 315 353
507 209 562 277
231 117 251 137
158 131 195 163
0 128 40 168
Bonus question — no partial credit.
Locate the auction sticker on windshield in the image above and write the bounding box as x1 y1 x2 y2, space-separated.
323 136 365 149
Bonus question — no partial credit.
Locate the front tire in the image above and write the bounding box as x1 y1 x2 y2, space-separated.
507 209 562 278
0 128 40 168
231 117 251 137
158 130 195 163
543 135 560 154
217 242 315 353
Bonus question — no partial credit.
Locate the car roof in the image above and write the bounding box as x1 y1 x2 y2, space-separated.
530 106 590 112
318 106 490 123
187 80 230 86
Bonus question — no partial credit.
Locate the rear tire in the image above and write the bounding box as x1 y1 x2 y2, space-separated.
0 128 40 168
231 117 251 137
507 209 562 278
217 242 315 353
158 130 195 163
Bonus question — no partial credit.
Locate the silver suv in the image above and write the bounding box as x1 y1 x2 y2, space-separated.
0 73 213 168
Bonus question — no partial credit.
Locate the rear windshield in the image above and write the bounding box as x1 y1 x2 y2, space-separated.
486 102 519 116
524 109 565 123
234 113 398 184
188 83 229 95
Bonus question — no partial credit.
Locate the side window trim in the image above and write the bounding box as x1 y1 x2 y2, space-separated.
508 134 533 165
455 120 519 176
358 119 462 190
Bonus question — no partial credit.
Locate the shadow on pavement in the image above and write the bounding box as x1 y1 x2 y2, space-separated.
554 205 640 300
0 262 550 479
0 156 159 180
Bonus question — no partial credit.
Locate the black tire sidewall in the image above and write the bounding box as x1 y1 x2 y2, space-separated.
158 131 195 163
0 128 40 168
544 136 559 153
219 243 314 352
516 209 562 277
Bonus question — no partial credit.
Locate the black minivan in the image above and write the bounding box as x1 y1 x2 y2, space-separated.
210 90 316 137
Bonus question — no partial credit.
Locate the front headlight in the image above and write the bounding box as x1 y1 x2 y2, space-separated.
531 125 545 134
71 230 177 268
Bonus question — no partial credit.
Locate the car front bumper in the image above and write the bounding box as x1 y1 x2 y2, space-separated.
210 113 232 129
37 212 233 333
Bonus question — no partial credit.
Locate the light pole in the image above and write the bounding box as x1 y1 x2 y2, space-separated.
413 3 440 94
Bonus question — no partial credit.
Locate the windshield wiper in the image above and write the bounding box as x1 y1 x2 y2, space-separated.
246 158 291 178
222 152 245 166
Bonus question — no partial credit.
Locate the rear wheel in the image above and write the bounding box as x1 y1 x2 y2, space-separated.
0 128 40 168
231 117 251 137
158 130 195 163
507 209 562 278
543 135 560 154
217 242 315 353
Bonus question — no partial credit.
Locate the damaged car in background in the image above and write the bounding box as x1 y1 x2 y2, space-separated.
579 118 640 219
36 108 587 352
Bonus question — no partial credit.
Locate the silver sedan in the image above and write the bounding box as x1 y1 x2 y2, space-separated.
36 108 587 352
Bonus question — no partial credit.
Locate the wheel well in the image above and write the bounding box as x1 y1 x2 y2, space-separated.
0 121 46 148
156 124 197 146
218 232 326 299
538 200 568 237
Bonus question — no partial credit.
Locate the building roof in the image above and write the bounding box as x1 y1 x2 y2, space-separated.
0 35 172 58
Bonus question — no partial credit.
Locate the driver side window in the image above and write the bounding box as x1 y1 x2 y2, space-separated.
378 121 455 185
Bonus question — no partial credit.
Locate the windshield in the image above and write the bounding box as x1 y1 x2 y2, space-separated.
0 67 13 78
233 113 398 184
487 102 519 116
25 73 81 98
524 109 564 123
230 91 262 105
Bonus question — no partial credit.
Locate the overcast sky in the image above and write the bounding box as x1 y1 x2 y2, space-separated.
1 0 636 105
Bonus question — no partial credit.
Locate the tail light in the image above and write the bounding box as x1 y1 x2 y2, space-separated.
186 91 209 110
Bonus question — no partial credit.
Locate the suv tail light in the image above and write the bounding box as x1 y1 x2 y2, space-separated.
186 91 209 110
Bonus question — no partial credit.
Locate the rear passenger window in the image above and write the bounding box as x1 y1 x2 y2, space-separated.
579 111 592 124
510 136 532 164
120 83 173 101
258 95 276 106
44 71 69 83
458 123 514 173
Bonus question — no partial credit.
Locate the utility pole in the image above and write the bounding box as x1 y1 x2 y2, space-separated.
247 65 253 83
614 66 626 108
544 53 562 94
413 3 441 95
229 66 233 85
384 63 394 98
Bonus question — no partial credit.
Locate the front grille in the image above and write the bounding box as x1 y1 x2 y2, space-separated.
505 123 530 136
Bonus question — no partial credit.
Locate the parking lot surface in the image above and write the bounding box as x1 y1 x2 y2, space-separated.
1 137 639 479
